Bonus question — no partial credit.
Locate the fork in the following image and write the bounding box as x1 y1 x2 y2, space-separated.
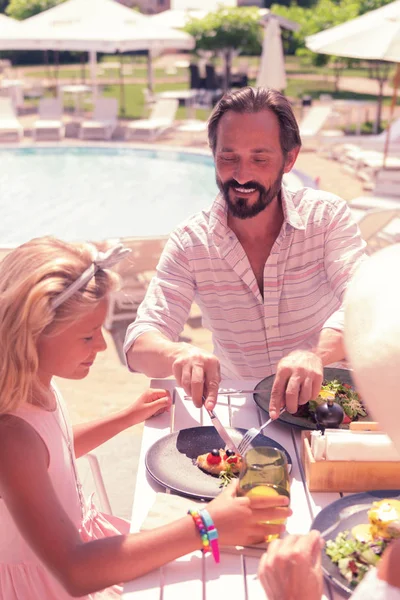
237 407 286 455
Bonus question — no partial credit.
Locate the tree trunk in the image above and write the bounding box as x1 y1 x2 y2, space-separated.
223 49 232 91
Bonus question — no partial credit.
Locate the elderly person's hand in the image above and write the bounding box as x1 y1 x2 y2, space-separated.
269 350 323 419
172 346 221 410
258 531 324 600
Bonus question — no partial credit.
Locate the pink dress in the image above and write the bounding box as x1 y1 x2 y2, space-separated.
0 385 129 599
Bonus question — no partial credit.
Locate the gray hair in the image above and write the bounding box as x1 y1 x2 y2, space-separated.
208 87 301 157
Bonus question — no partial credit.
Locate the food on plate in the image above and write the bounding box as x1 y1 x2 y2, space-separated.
325 498 400 588
195 449 242 485
294 379 367 424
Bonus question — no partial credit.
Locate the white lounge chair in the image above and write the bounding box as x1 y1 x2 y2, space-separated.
33 97 65 141
349 169 400 211
125 98 178 141
79 97 118 141
353 208 400 254
0 96 23 142
329 117 400 161
104 236 168 330
298 105 335 149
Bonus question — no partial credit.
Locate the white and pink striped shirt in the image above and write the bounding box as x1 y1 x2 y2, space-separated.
124 186 366 379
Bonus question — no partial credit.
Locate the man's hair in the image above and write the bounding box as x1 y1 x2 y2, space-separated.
208 87 301 156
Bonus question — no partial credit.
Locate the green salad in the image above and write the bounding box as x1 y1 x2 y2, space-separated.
326 531 388 588
309 379 367 421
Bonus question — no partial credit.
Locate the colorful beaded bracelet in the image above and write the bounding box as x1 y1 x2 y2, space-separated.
188 508 211 554
199 509 220 564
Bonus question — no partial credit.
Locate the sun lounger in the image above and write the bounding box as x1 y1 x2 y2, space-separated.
298 105 335 149
103 236 168 330
33 98 65 141
0 96 23 142
351 207 400 254
125 98 178 141
79 97 118 141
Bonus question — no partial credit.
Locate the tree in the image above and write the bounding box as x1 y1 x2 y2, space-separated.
6 0 66 20
0 0 9 13
185 7 262 90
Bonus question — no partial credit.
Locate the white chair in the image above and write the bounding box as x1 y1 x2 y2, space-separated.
80 452 113 514
33 97 65 141
298 104 335 149
125 98 178 142
0 96 23 142
79 97 118 141
329 117 400 161
104 236 168 330
351 207 400 254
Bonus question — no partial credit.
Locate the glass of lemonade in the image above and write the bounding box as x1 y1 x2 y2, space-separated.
238 446 290 542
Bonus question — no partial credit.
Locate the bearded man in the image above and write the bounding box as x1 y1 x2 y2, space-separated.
124 87 366 417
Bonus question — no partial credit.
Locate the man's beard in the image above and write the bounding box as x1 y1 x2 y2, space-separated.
217 168 284 220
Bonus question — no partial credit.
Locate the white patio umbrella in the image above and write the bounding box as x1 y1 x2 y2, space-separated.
0 0 194 93
256 15 287 91
149 9 207 30
306 0 400 61
0 13 22 35
306 0 400 158
171 0 236 9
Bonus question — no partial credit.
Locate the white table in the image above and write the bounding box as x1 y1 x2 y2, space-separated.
122 379 343 599
59 84 92 116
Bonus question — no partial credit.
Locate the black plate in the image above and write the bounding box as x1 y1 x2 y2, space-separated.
253 367 367 430
145 426 292 501
311 490 400 597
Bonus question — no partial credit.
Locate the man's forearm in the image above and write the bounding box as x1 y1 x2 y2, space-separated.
314 328 345 366
126 331 193 378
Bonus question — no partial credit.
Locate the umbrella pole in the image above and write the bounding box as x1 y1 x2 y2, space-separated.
147 50 154 94
383 63 400 168
119 53 126 116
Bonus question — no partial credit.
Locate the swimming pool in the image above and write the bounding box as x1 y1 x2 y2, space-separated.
0 147 316 244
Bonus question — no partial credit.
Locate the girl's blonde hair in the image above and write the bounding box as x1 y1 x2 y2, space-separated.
0 236 118 415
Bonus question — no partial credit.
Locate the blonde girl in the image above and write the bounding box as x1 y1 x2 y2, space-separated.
0 236 291 599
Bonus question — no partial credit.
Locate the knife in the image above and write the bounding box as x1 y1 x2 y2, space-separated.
205 407 241 455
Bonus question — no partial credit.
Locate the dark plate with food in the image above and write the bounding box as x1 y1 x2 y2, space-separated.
145 426 292 501
311 490 400 597
253 367 368 430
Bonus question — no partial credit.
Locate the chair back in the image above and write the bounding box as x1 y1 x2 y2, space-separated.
38 97 62 120
384 117 400 142
358 209 398 242
93 97 118 121
374 169 400 197
112 236 168 282
299 105 332 137
0 95 16 118
189 63 202 89
149 98 179 122
205 64 219 90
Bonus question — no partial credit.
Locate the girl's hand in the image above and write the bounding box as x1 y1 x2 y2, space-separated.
125 389 172 426
207 481 292 547
258 531 324 600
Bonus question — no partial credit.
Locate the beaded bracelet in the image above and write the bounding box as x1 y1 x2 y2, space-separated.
188 508 211 555
199 508 220 564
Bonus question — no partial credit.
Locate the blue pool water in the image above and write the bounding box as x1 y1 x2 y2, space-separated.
0 147 315 244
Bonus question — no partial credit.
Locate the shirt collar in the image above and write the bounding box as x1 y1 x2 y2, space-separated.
209 185 305 246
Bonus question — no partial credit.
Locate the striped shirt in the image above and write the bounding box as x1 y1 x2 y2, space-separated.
124 186 366 379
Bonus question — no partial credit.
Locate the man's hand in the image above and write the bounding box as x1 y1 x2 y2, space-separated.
269 350 323 419
172 347 221 410
258 531 324 600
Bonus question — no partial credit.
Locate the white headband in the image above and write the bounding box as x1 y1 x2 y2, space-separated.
51 243 131 310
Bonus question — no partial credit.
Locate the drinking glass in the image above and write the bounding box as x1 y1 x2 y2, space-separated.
238 446 290 542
